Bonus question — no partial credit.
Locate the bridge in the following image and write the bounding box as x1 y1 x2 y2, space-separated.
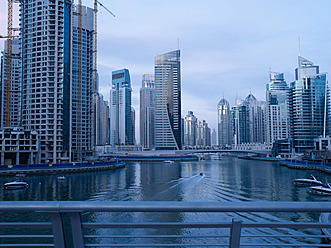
0 201 330 247
176 149 272 156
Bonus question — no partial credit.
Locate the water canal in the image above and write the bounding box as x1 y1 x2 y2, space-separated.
0 156 330 246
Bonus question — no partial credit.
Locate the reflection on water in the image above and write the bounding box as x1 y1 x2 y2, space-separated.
0 157 329 246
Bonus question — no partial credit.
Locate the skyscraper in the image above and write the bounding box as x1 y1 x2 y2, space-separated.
0 38 21 129
237 93 267 144
96 93 109 145
196 120 211 148
184 111 197 148
71 5 94 161
20 1 94 163
288 57 329 153
218 98 232 148
154 50 181 150
211 129 217 147
266 72 289 145
110 69 133 145
140 74 155 148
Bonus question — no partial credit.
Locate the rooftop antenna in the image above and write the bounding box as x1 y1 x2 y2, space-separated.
298 36 301 57
177 38 179 50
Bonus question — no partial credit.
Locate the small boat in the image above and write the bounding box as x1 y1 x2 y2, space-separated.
57 176 66 181
3 181 28 190
15 173 26 178
293 175 323 186
163 160 175 163
310 183 331 196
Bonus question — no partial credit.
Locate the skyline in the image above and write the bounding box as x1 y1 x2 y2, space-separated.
0 0 331 133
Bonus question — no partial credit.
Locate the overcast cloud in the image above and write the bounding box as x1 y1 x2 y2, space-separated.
1 0 331 140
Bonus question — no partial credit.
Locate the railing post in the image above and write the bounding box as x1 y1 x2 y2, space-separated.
229 218 242 248
69 212 85 248
51 212 66 248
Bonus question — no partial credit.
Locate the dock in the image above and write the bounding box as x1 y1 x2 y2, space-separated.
0 160 125 176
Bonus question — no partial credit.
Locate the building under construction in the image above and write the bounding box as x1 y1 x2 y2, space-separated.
19 0 94 164
0 38 21 129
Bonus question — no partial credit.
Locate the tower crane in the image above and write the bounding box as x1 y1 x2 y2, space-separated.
4 0 13 128
93 0 115 156
76 0 114 160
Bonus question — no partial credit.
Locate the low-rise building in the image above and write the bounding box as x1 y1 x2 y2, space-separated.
0 127 39 165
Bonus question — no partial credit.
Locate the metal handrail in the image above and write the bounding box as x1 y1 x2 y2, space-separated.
0 201 329 247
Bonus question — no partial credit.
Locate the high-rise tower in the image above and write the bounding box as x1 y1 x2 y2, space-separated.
154 50 181 150
140 74 155 148
218 98 231 148
184 111 197 148
110 69 133 145
20 1 94 163
266 72 289 145
0 38 21 129
71 5 94 161
288 57 329 153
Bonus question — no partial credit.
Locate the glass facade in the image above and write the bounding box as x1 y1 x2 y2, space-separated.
218 98 232 148
154 50 181 150
266 72 289 145
140 74 155 148
110 69 133 145
289 66 329 153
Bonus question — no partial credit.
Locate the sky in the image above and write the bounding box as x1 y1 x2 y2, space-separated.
1 0 331 140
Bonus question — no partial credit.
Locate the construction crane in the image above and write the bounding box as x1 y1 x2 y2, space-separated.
76 0 83 162
93 0 115 156
0 35 18 39
75 0 114 160
4 0 13 128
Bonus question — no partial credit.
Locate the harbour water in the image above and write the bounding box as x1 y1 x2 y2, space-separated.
0 156 330 246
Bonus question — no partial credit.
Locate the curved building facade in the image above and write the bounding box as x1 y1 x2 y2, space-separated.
154 50 181 150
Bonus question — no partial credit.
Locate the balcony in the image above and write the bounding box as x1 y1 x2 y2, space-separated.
0 201 330 247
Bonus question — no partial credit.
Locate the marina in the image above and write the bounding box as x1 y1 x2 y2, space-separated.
0 157 330 246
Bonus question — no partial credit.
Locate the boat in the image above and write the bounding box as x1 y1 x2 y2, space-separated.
163 160 175 163
15 173 26 178
310 183 331 196
3 181 28 190
57 176 66 181
293 175 323 186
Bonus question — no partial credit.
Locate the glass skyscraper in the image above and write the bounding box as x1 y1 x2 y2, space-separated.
184 111 197 148
218 98 232 148
110 69 133 146
140 74 155 149
154 50 181 150
266 72 289 145
288 56 329 153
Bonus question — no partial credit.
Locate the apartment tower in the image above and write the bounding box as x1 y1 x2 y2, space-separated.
20 1 94 163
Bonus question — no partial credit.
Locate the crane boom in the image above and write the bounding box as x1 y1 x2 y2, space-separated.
96 0 115 17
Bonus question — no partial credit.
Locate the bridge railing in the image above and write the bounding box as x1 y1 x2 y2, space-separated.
0 201 330 247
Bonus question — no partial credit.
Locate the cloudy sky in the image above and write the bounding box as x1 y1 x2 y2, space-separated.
1 0 331 138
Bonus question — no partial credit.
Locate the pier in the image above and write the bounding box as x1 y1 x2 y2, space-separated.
0 160 125 176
